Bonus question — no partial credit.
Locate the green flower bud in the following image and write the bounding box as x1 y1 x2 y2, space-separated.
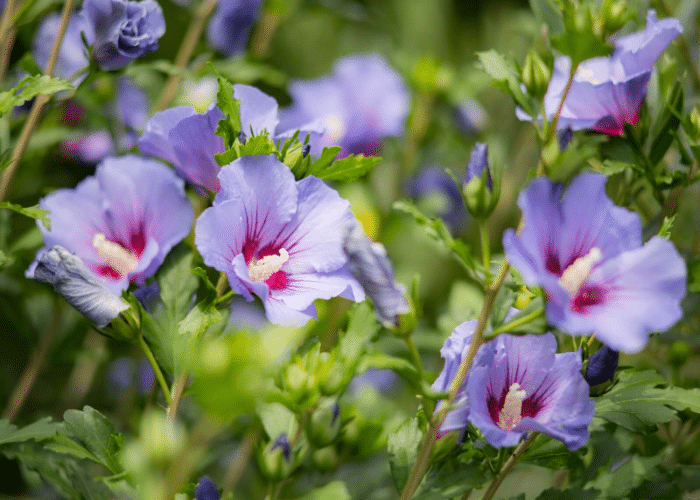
689 107 700 142
258 433 294 481
306 398 342 447
463 144 499 220
601 0 630 36
312 446 339 472
522 50 551 99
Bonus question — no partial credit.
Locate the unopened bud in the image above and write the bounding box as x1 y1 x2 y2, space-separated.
585 346 619 386
463 143 498 220
312 446 339 472
307 399 342 447
522 50 551 99
601 0 630 35
259 433 293 481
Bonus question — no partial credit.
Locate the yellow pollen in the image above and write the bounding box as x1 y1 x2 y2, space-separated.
498 382 527 431
247 248 289 282
92 233 139 276
558 247 602 296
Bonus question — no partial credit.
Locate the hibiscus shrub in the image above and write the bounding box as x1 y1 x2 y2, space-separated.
2 0 700 499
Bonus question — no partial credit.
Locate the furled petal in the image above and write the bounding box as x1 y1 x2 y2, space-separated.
343 224 409 326
585 346 619 386
27 246 129 327
206 0 263 56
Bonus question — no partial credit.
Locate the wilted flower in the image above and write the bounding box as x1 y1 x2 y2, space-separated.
207 0 263 56
585 346 619 386
467 333 594 450
343 224 409 327
503 172 686 353
406 166 466 233
195 155 364 326
542 10 682 136
26 246 129 327
82 0 166 71
279 54 409 157
31 156 193 294
139 85 320 192
33 12 92 83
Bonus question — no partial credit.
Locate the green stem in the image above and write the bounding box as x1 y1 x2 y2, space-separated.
0 0 17 86
215 289 235 306
399 261 510 500
138 334 172 406
404 336 424 381
481 433 539 500
484 308 545 340
0 0 77 201
479 221 491 286
167 371 189 421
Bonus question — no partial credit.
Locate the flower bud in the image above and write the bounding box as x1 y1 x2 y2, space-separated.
26 246 132 332
319 361 346 396
312 446 339 472
343 225 410 327
522 50 551 99
258 433 293 481
585 346 619 386
688 107 700 142
463 143 498 220
601 0 630 36
306 398 342 447
195 476 220 500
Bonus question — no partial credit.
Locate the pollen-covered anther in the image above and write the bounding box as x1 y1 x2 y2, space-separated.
92 233 139 276
558 247 602 296
248 248 289 282
498 382 527 431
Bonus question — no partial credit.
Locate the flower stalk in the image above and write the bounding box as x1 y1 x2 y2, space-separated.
481 432 539 500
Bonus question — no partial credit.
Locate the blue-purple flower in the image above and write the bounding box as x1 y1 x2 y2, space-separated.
585 346 619 386
139 85 320 192
33 12 92 82
82 0 165 71
31 156 193 294
195 476 220 500
207 0 263 56
278 54 409 157
503 172 686 353
464 143 491 191
467 333 594 450
27 245 130 327
194 155 364 326
542 10 682 136
342 224 409 327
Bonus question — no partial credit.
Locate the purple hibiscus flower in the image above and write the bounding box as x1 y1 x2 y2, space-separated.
467 333 594 450
342 224 409 327
31 156 193 294
82 0 165 71
503 172 686 353
207 0 263 56
138 85 321 193
542 10 682 136
278 54 409 157
194 155 364 326
33 12 92 82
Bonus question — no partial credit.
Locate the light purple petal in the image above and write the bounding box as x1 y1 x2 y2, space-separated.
139 106 197 166
206 0 262 56
33 13 92 83
234 84 280 136
116 77 149 131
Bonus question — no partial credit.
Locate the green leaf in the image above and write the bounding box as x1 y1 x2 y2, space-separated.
587 452 666 499
158 247 199 323
215 74 242 148
476 50 534 117
387 417 423 492
294 481 351 500
594 370 700 432
0 74 73 115
63 406 123 474
44 432 102 464
0 202 51 229
414 462 488 500
239 134 276 156
600 160 643 177
550 3 612 66
649 81 683 166
357 353 420 387
529 0 564 35
659 215 676 240
307 146 342 176
338 302 381 365
316 154 380 182
0 417 58 446
257 403 298 439
535 490 600 500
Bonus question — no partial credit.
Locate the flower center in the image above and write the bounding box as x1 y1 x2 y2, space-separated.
248 248 289 282
92 233 139 277
324 115 346 142
498 382 527 431
558 247 602 296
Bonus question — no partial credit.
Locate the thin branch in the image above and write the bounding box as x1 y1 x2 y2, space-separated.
2 304 61 421
481 432 539 500
0 0 17 86
0 0 78 202
154 0 218 111
166 371 188 421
